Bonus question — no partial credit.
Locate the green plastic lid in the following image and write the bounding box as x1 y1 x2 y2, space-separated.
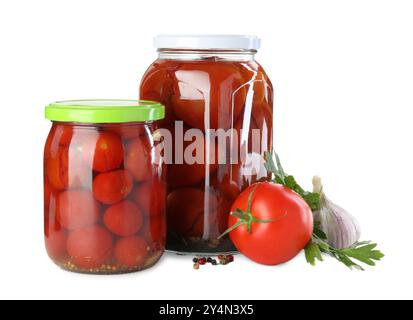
45 100 165 123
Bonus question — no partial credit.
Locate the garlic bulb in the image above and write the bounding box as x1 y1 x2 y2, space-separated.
312 176 361 249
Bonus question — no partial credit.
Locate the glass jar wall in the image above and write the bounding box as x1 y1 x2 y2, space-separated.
44 100 166 274
140 36 274 254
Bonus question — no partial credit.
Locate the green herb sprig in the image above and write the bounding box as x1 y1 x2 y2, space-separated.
306 224 384 270
264 152 321 211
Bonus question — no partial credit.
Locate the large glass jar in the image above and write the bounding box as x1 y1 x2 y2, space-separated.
140 36 274 254
44 100 166 274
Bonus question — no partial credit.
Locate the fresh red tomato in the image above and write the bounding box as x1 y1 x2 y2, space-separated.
170 62 246 130
132 180 166 218
57 190 101 230
167 188 217 238
103 201 144 237
93 170 133 205
114 236 149 268
45 229 67 261
91 132 124 173
227 182 313 266
67 226 113 269
124 137 152 182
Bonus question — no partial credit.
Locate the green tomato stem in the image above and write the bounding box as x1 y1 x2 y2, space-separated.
217 184 286 240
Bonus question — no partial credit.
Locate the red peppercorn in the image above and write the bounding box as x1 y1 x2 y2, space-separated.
199 258 207 265
227 255 234 263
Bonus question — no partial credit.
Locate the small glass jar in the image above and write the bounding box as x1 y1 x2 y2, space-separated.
140 35 274 254
44 100 166 274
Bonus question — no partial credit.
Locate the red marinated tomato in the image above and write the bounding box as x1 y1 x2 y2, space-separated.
104 124 145 140
44 178 58 211
45 124 73 152
103 201 144 237
124 137 152 182
238 61 268 105
63 147 93 189
114 236 149 268
140 61 177 127
167 188 217 238
132 180 166 218
170 62 246 130
226 182 313 266
67 226 113 269
93 170 133 205
213 165 249 201
57 190 100 230
45 229 68 261
45 146 92 190
91 132 124 173
45 146 68 190
56 125 74 146
252 102 273 151
170 97 205 130
167 125 218 188
232 116 261 157
140 61 175 103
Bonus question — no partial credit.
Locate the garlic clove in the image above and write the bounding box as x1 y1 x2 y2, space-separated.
312 177 361 249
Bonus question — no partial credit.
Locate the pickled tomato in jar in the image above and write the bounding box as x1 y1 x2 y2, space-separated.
140 36 274 254
44 100 166 274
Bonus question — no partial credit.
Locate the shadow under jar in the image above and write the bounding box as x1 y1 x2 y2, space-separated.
44 100 166 274
140 35 274 255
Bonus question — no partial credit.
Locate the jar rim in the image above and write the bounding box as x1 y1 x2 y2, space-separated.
45 99 165 124
154 35 261 51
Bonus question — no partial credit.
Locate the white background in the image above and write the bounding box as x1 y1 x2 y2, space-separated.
0 0 412 300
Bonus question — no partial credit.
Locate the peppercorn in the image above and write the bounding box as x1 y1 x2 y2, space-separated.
193 258 199 263
199 258 207 265
227 255 234 263
207 257 212 263
211 259 218 266
193 263 200 270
